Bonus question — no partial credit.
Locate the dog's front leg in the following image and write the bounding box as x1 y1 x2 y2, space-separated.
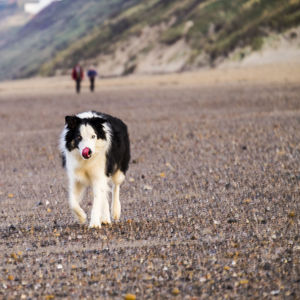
89 176 111 228
69 180 87 224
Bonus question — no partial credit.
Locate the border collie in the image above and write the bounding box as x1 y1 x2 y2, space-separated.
60 111 130 228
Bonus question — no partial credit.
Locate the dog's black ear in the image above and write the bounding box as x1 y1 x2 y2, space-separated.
65 115 80 129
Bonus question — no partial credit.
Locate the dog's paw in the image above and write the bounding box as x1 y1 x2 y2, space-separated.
112 201 121 221
89 220 101 229
112 211 120 221
73 207 87 224
101 220 111 226
101 216 111 225
100 208 111 225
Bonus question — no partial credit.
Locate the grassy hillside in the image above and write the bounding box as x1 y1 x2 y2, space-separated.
40 0 300 77
0 0 300 80
0 0 140 80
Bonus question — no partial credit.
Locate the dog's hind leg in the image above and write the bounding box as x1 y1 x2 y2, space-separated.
111 170 125 221
69 180 87 224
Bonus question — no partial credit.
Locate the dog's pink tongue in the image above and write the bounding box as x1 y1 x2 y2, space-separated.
82 147 91 158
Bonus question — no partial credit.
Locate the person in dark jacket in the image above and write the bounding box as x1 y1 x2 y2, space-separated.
87 66 98 92
72 64 84 94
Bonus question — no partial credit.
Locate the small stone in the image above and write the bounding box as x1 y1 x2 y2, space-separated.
239 279 249 285
171 287 180 295
225 183 231 190
143 185 152 191
124 294 136 300
288 211 296 218
159 172 166 178
271 290 280 296
7 275 14 281
263 263 271 270
10 253 18 260
166 162 175 171
285 291 291 296
227 218 237 224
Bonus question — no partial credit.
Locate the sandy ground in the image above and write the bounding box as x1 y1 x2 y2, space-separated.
0 62 300 94
0 64 299 299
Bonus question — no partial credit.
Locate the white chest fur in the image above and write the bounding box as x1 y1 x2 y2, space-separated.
67 150 107 185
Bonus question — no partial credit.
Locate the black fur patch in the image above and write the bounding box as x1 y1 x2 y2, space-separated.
87 118 106 140
102 114 130 176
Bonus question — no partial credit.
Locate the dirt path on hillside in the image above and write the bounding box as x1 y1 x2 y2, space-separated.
0 67 299 298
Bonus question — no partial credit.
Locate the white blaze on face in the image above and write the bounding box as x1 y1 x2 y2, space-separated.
79 124 97 159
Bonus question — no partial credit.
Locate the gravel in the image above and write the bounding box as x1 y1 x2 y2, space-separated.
0 82 299 299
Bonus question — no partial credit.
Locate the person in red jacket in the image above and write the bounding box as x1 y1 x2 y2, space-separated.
72 64 84 94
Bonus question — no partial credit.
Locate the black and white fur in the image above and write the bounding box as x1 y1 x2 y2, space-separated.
60 111 130 228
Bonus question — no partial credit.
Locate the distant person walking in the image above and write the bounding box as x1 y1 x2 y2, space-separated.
72 64 84 94
87 66 98 92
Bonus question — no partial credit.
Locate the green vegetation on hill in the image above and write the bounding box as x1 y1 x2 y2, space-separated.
0 0 140 80
0 0 300 80
41 0 300 76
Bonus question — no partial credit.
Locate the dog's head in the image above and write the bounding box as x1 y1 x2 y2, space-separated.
64 115 110 160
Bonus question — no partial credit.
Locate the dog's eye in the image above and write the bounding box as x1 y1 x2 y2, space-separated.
91 135 96 139
75 136 82 142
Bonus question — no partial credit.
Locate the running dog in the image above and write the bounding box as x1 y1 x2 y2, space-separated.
60 111 130 228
